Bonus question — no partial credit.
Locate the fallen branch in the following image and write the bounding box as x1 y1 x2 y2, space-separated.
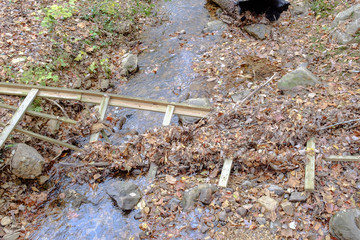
240 73 277 105
44 97 70 119
56 162 110 167
318 118 360 131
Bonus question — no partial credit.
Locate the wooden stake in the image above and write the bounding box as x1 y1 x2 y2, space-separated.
0 122 82 151
162 105 175 126
305 137 315 191
325 155 360 161
218 158 233 187
0 102 77 124
90 95 110 143
0 89 38 149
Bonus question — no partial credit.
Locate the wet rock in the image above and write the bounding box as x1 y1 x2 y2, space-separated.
106 181 142 211
134 211 143 220
281 201 294 215
203 20 227 33
65 189 90 209
178 98 211 125
181 184 217 211
236 207 248 217
1 216 11 226
256 217 267 225
268 184 285 196
258 196 278 211
199 187 213 205
278 66 319 91
11 144 45 179
243 24 270 40
219 210 227 221
289 192 308 202
121 53 138 75
46 119 60 135
329 208 360 240
331 4 360 44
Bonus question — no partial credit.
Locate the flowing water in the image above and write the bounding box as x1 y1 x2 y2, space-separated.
30 0 225 238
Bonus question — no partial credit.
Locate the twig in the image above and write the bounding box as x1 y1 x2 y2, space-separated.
240 73 277 105
56 162 110 168
318 118 360 131
44 97 70 119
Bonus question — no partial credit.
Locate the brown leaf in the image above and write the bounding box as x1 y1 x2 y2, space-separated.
165 175 177 185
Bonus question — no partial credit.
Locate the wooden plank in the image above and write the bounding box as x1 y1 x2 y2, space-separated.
0 83 211 118
0 102 77 124
162 105 175 126
90 95 110 143
0 89 38 149
147 163 158 182
305 137 315 191
325 155 360 161
0 122 82 151
218 158 233 187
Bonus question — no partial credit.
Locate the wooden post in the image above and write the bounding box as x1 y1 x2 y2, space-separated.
325 155 360 161
90 95 110 143
218 158 233 187
0 89 38 149
305 137 315 191
162 105 175 126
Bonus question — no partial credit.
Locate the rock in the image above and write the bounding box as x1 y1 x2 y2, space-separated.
1 216 11 226
256 217 267 225
268 184 285 196
329 208 360 240
230 89 251 103
200 224 210 233
106 181 142 211
134 211 143 220
11 144 45 179
178 98 211 125
65 189 90 209
289 192 308 202
199 187 213 205
167 198 181 211
38 175 50 185
241 180 255 189
243 24 270 40
181 184 217 211
277 66 319 91
291 2 309 16
203 20 227 33
270 221 281 234
258 196 278 211
46 119 60 135
11 57 27 65
281 201 294 215
236 207 248 217
331 4 360 44
2 232 20 240
100 79 110 91
219 210 227 221
121 53 138 74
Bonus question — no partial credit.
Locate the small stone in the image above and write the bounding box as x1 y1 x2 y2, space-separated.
1 216 11 226
289 221 297 229
270 221 281 234
38 175 50 185
121 53 138 74
281 201 294 215
134 211 143 220
278 66 319 91
219 210 227 221
241 180 253 189
258 196 278 211
179 29 186 34
289 192 308 202
243 24 270 40
268 184 285 196
3 232 20 240
106 181 142 211
200 224 210 233
256 217 267 225
100 79 110 91
236 207 248 217
46 119 60 135
203 20 227 33
167 198 181 211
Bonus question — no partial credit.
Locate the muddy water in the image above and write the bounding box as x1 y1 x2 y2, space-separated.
110 0 224 141
30 0 224 238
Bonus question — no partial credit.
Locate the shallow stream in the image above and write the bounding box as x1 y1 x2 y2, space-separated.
30 0 225 239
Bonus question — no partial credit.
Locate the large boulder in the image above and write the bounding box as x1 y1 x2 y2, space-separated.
331 4 360 44
178 98 211 124
106 181 142 211
11 144 45 179
329 208 360 240
277 66 319 91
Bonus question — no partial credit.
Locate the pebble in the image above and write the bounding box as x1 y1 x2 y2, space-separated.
256 217 267 225
236 207 248 217
219 210 227 221
281 201 294 215
289 192 308 202
268 184 285 195
1 216 11 226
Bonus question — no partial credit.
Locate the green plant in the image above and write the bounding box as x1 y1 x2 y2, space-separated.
88 61 98 73
74 51 87 61
311 0 337 18
100 58 111 78
20 65 59 85
41 0 77 30
29 97 43 112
